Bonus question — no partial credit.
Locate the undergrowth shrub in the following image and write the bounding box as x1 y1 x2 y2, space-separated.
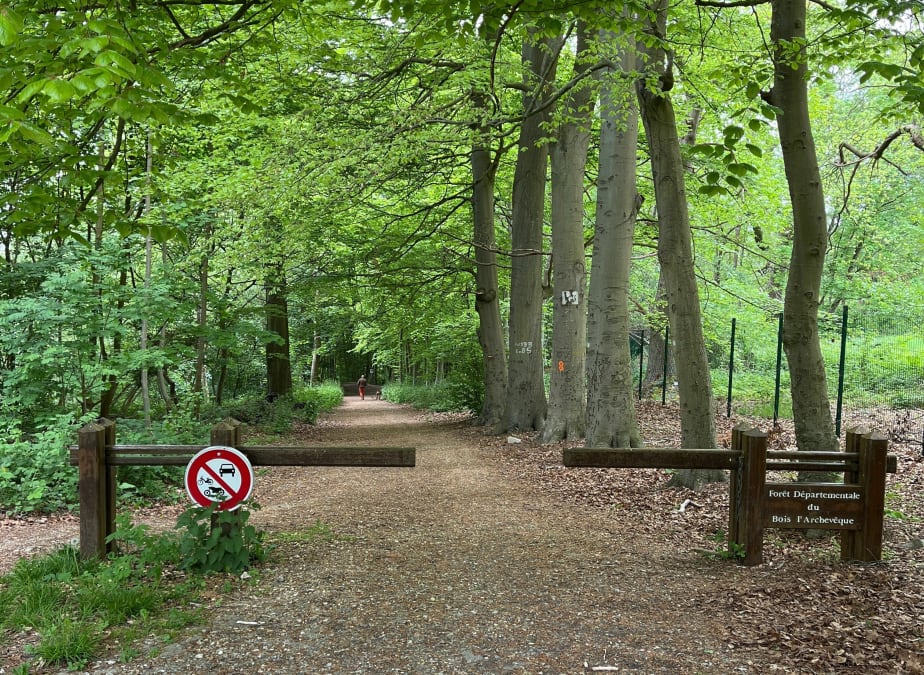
0 381 343 516
0 509 234 669
293 381 344 421
0 414 81 514
382 379 480 413
214 382 342 432
1 506 346 669
174 504 268 574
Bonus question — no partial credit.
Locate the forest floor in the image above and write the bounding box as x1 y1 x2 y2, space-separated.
1 398 922 674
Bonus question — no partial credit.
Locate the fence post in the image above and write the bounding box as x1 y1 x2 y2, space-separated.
78 422 108 560
209 418 243 533
727 318 736 417
835 304 848 437
100 418 117 553
773 313 784 425
211 417 241 447
840 426 865 560
661 324 669 405
735 429 767 566
637 329 644 400
842 430 888 562
728 423 755 548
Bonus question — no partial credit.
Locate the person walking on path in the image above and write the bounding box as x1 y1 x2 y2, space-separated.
357 374 367 400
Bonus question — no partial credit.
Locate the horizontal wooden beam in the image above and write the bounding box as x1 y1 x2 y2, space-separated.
767 451 857 460
766 461 859 473
563 448 740 470
71 445 415 468
242 446 415 467
563 449 896 474
766 455 897 474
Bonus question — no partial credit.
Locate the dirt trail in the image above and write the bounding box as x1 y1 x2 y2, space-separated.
6 400 748 674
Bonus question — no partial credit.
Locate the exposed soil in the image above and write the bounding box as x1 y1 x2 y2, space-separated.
1 399 922 674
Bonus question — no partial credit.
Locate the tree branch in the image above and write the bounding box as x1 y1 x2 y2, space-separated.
695 0 768 8
832 124 922 231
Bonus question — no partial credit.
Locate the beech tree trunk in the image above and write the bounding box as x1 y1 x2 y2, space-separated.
541 22 593 443
768 0 837 457
141 132 153 427
265 263 292 398
637 0 718 487
193 252 208 401
309 331 321 385
585 27 642 449
471 92 507 428
157 241 175 411
501 32 560 433
642 105 700 397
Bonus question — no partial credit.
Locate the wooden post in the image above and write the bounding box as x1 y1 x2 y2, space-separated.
211 418 241 447
210 418 244 533
840 426 867 560
843 430 888 561
736 429 767 566
78 422 108 560
728 423 754 547
100 418 117 553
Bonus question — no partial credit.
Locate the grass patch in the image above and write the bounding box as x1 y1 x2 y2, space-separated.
271 520 351 545
0 508 269 670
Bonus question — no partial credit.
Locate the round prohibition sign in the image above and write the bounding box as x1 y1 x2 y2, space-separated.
185 446 254 511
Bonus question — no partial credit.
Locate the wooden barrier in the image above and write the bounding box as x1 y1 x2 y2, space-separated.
564 425 896 566
71 418 415 560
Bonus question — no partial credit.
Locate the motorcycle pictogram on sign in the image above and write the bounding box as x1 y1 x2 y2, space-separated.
184 446 254 511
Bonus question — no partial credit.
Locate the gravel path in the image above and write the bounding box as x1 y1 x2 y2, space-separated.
31 400 744 674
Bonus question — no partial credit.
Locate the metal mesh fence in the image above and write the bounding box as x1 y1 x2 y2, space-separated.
635 305 924 448
840 309 924 445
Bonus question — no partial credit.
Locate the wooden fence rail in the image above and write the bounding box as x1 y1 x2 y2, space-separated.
564 425 896 566
70 418 415 560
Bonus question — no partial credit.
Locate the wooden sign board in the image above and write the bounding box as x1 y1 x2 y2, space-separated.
764 482 864 530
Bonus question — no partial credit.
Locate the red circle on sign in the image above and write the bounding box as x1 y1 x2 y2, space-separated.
185 446 254 511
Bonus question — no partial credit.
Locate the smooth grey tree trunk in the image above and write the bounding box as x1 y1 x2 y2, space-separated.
768 0 837 459
637 0 718 487
141 132 153 428
585 28 642 449
541 23 593 443
471 93 507 428
157 240 175 411
309 332 320 385
266 263 293 398
641 106 699 396
193 253 208 402
501 33 560 433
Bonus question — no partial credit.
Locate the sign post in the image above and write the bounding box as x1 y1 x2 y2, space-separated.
564 426 894 565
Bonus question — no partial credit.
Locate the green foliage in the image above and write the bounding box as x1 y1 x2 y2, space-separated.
0 415 80 514
209 395 280 426
28 617 101 667
293 380 344 420
383 379 479 413
212 395 301 433
272 519 342 544
0 510 239 669
0 0 920 471
212 382 343 432
174 504 267 575
704 529 746 561
847 332 924 407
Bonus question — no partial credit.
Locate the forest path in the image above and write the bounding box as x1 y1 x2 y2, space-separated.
58 397 742 674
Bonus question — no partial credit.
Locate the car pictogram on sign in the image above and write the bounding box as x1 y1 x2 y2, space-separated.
219 463 236 477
